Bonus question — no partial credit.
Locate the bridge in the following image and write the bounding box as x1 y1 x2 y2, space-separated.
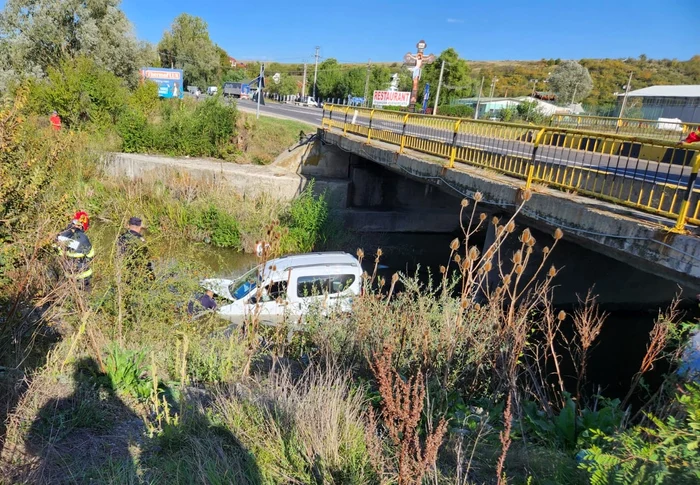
310 105 700 298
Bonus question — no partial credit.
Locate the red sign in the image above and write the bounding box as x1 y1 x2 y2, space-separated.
372 90 411 107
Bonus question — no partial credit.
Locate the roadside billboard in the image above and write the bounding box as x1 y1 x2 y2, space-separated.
139 67 184 99
372 90 410 107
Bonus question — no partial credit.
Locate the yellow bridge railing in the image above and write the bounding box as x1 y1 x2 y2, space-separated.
550 113 699 142
321 104 700 232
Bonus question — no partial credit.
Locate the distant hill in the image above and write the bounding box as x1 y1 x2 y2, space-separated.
244 56 700 112
468 56 700 110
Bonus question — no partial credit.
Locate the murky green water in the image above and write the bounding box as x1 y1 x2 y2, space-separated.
89 222 258 278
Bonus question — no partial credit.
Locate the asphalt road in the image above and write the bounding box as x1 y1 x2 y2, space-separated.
234 98 324 127
353 114 694 188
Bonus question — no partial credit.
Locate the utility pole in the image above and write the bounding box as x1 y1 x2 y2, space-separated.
302 63 307 98
530 79 538 96
256 63 264 119
474 76 485 120
363 59 371 107
433 60 445 116
489 76 498 98
312 46 320 101
570 81 580 105
618 71 634 120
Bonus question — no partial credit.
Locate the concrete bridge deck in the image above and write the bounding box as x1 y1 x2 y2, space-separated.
318 129 700 291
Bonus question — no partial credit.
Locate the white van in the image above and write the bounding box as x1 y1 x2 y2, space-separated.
202 252 362 327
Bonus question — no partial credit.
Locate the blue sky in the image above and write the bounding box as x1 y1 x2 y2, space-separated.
3 0 698 63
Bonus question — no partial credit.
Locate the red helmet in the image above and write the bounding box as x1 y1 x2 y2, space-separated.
72 211 90 231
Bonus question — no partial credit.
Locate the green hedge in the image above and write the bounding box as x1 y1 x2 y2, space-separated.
117 97 239 159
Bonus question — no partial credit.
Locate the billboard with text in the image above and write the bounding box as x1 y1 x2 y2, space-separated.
139 67 184 99
372 90 410 107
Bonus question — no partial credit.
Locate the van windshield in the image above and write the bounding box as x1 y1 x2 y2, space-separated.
229 267 259 300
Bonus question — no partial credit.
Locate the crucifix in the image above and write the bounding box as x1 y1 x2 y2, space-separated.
403 39 435 108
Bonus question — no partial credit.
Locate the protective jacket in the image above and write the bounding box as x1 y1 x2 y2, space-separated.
55 226 94 280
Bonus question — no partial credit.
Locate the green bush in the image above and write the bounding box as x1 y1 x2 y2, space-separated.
118 97 238 159
194 205 241 249
28 56 129 129
127 80 160 118
116 108 151 153
523 394 624 450
280 182 329 253
437 104 475 118
580 383 700 484
104 344 153 401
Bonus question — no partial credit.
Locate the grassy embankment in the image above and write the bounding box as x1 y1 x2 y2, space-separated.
1 59 699 485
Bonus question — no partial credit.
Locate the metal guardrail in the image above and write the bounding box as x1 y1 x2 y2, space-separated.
322 104 700 232
550 114 699 142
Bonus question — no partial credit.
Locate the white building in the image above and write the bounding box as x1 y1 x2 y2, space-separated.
616 85 700 123
454 96 579 119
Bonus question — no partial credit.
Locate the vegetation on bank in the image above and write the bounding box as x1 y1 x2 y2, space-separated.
2 88 699 484
21 55 310 164
1 2 699 481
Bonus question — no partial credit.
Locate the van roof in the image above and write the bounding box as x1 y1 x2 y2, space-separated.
264 252 359 274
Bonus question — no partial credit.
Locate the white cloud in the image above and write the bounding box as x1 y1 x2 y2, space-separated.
447 18 464 23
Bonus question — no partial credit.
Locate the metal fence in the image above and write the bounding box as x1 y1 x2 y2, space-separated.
322 104 700 231
550 114 700 142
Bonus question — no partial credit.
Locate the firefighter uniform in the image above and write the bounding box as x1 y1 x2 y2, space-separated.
55 212 94 287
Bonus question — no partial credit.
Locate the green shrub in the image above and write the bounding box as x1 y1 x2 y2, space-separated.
438 104 475 118
523 394 624 450
280 182 329 253
580 383 700 484
104 344 153 401
28 56 129 129
194 205 241 249
128 80 160 117
116 108 151 153
122 97 238 158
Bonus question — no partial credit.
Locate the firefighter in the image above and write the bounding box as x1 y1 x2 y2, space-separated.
117 216 154 280
55 211 94 289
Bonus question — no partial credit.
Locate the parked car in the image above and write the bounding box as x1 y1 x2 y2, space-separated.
201 252 362 328
295 96 320 108
207 86 218 96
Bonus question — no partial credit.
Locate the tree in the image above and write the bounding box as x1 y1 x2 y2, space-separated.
337 67 366 98
267 74 298 97
157 14 219 88
419 48 472 106
28 56 129 128
0 0 143 89
548 60 593 105
312 58 343 99
369 65 392 95
222 69 245 83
